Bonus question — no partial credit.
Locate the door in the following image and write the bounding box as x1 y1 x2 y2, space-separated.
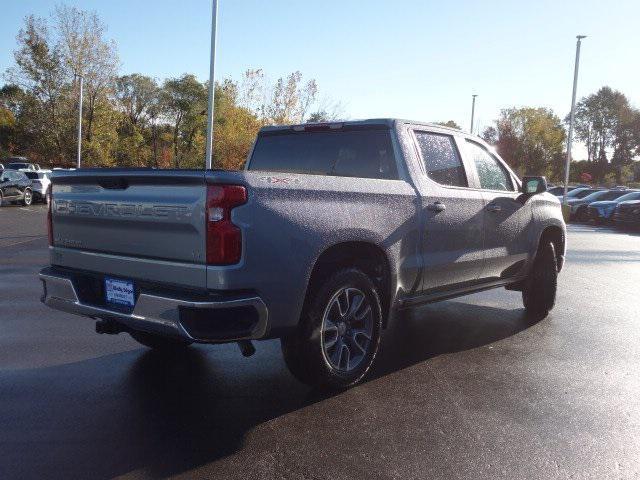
1 171 19 199
411 129 486 292
463 140 533 281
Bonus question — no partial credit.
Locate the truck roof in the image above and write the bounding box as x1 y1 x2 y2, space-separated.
259 118 464 134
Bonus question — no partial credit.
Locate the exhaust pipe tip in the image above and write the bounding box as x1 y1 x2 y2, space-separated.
237 340 256 357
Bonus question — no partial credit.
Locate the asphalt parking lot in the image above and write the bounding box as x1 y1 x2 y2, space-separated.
1 204 639 480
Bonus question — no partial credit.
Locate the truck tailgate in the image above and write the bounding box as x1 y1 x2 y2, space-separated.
51 170 207 275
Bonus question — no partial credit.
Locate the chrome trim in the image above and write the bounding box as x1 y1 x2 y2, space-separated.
39 271 268 342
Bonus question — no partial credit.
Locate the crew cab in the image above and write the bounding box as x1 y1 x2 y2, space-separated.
39 119 566 388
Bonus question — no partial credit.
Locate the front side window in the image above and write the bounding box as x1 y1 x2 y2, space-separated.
414 131 467 187
466 141 514 191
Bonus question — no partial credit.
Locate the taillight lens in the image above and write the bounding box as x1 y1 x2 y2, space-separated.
206 185 247 265
47 193 53 246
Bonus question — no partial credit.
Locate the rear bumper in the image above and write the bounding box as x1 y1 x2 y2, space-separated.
39 268 268 343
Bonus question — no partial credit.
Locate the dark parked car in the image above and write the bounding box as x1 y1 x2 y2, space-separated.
0 169 34 206
587 191 640 223
613 200 640 229
4 156 40 171
569 189 630 222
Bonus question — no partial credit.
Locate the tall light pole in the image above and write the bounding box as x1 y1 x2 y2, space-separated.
563 35 586 211
76 74 83 169
470 94 478 135
204 0 219 170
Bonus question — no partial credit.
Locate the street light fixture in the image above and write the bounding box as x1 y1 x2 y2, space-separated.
562 35 587 217
204 0 219 170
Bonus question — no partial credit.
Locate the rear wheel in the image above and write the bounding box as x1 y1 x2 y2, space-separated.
576 206 589 223
281 268 382 389
43 189 50 205
522 241 558 318
22 188 33 206
0 192 3 207
129 330 192 351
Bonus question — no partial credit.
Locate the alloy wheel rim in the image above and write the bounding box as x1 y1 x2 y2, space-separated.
25 191 31 204
320 287 373 372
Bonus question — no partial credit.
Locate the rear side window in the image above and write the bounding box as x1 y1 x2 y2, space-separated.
24 172 39 179
249 128 398 180
414 132 467 187
466 141 514 191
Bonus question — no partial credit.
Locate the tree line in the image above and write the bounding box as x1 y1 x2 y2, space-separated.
481 87 640 184
1 5 638 184
0 6 341 170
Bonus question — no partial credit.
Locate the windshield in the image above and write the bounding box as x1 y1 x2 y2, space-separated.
614 191 640 203
569 188 596 199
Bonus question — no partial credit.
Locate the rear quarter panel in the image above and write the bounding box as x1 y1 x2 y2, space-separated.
206 170 420 333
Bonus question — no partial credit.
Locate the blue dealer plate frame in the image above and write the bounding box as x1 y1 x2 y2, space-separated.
104 277 135 308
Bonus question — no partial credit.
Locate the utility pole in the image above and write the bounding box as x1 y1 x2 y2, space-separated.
470 94 478 135
76 74 83 169
563 35 586 212
204 0 219 170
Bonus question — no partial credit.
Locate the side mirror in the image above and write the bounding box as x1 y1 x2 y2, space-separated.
521 176 547 195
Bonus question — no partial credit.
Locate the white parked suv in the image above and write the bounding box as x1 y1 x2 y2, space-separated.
22 170 52 204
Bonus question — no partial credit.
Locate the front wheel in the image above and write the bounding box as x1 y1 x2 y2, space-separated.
129 330 192 351
522 241 558 318
281 268 383 389
22 188 33 206
576 206 589 223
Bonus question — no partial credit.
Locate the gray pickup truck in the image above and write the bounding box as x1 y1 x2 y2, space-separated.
40 119 565 388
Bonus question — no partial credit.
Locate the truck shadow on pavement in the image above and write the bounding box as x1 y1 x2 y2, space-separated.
2 301 542 479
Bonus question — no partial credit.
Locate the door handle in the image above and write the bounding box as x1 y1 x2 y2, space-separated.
487 203 502 213
427 201 446 212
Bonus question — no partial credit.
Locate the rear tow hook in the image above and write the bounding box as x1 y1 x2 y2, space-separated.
237 340 256 357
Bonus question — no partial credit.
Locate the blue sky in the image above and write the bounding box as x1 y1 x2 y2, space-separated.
1 0 639 147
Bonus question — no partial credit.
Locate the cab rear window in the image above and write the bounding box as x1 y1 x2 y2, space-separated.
249 127 398 180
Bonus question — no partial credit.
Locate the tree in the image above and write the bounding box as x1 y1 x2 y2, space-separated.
161 74 207 167
435 120 461 130
55 5 118 140
488 107 566 178
571 87 639 182
115 74 158 127
7 15 71 162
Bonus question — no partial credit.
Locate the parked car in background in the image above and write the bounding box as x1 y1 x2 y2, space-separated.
561 187 601 201
22 170 52 204
548 186 577 196
548 184 593 197
5 158 40 171
587 191 640 223
569 189 630 222
0 169 33 206
613 200 640 230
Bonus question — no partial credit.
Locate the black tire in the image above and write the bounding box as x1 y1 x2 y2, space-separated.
522 241 558 317
22 188 33 206
0 192 3 207
43 189 50 205
281 268 383 389
576 206 589 223
129 330 192 351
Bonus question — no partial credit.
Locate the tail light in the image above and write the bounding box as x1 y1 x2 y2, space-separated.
47 193 54 246
206 184 247 265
